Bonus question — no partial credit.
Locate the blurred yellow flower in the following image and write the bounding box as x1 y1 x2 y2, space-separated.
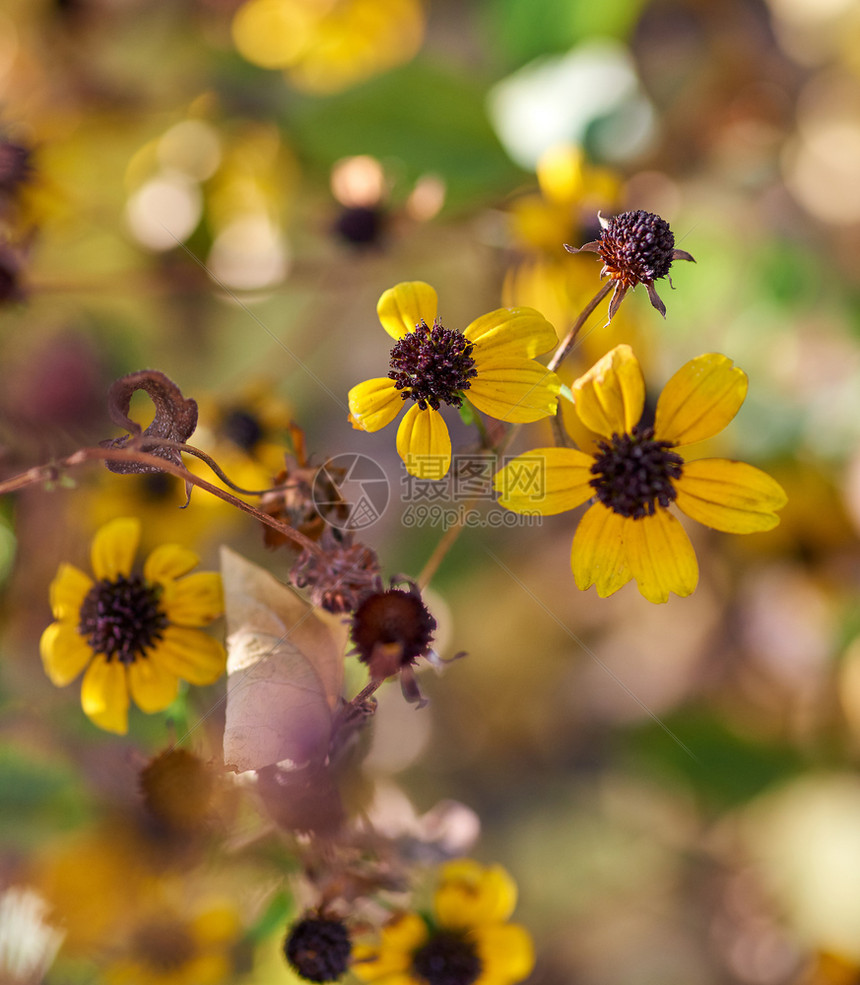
508 145 620 256
232 0 425 94
105 900 241 985
502 145 640 369
353 859 534 985
348 281 561 479
40 517 226 734
496 345 787 603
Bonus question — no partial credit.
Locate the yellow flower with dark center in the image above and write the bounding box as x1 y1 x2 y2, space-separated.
353 860 534 985
40 517 226 734
495 345 788 603
348 281 561 479
106 900 241 985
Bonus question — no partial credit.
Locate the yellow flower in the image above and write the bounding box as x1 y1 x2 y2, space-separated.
348 281 561 479
353 860 534 985
105 899 241 985
508 144 620 255
40 517 226 734
495 345 788 603
231 0 424 95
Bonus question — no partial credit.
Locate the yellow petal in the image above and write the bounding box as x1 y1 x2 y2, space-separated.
435 861 518 928
81 656 129 734
474 924 535 985
128 656 179 713
161 573 224 626
48 563 93 621
91 517 140 581
352 914 428 981
655 353 748 445
467 360 560 423
40 622 93 686
625 510 698 603
377 281 437 340
495 447 593 516
396 404 451 479
674 459 787 533
349 378 405 432
571 504 633 597
463 307 558 359
572 344 644 438
143 543 200 584
155 627 227 685
191 906 242 945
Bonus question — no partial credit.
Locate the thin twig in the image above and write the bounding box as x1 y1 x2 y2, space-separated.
0 444 321 555
546 281 614 373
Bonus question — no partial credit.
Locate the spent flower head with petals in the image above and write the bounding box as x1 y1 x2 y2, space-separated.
495 345 788 603
348 281 561 479
40 517 226 734
565 210 695 322
352 859 534 985
350 581 437 706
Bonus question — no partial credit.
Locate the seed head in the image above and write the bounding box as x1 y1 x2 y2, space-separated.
284 915 351 983
565 210 695 321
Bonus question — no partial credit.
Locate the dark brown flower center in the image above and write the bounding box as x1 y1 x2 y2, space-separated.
222 408 264 451
388 319 478 411
598 210 676 286
351 587 436 678
334 205 385 247
590 425 684 519
284 916 352 983
78 575 168 664
411 930 482 985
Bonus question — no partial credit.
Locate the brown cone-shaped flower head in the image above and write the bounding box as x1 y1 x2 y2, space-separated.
565 210 695 321
351 584 436 683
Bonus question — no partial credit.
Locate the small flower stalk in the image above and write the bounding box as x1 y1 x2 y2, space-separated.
565 209 695 321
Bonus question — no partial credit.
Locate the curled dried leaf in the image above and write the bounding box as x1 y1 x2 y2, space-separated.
101 369 198 474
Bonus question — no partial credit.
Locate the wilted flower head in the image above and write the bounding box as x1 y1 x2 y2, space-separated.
291 529 382 614
565 209 695 321
350 582 437 704
284 914 352 983
261 454 350 547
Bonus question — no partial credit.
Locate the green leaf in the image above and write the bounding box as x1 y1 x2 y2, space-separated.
622 709 805 812
248 890 294 943
286 61 523 210
480 0 646 68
